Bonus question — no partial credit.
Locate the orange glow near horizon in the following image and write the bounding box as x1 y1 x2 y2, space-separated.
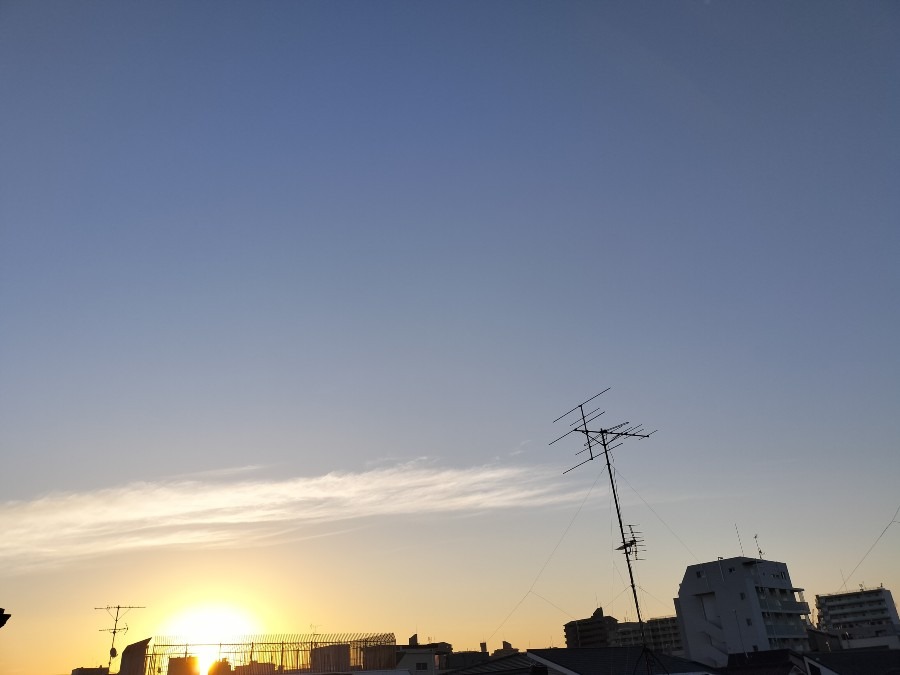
159 604 263 675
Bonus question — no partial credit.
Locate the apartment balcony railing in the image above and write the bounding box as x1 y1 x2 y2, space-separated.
765 622 809 639
758 598 810 614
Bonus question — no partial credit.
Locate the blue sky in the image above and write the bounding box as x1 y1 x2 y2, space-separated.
1 2 899 674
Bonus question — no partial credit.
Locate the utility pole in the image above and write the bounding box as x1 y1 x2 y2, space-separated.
95 605 145 670
551 390 664 675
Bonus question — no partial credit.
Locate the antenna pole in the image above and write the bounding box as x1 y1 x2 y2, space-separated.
95 604 145 670
552 392 663 675
598 427 645 642
735 524 745 557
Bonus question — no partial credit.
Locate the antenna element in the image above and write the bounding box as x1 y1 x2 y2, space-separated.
95 605 145 669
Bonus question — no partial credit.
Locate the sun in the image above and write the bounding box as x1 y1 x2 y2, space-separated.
160 604 262 675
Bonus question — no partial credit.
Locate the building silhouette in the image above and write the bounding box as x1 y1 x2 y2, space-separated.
615 616 683 655
445 647 717 675
563 608 618 647
563 608 682 654
674 556 810 667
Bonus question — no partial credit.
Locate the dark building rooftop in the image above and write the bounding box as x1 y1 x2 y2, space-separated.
804 649 900 675
445 647 719 675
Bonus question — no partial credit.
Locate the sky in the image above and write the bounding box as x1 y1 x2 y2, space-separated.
1 1 899 673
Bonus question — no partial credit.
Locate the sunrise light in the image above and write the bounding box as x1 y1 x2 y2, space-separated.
160 604 262 675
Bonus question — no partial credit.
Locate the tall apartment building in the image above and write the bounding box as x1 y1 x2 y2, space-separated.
563 607 618 648
563 609 682 654
816 585 900 648
616 616 683 655
674 556 810 668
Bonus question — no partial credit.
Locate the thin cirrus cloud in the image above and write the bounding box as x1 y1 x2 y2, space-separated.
1 462 579 573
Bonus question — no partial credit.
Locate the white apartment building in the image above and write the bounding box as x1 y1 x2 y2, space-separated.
816 585 900 649
674 556 811 668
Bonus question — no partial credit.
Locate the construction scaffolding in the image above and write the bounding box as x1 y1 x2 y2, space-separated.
145 633 397 675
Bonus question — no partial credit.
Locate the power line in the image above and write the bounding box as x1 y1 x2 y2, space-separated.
485 468 605 643
528 591 576 619
614 468 699 563
839 503 900 591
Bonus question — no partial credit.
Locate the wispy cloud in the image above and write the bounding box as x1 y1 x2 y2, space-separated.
0 462 577 573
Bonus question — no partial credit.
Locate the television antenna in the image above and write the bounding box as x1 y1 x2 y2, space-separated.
754 534 765 559
551 390 662 675
95 604 145 669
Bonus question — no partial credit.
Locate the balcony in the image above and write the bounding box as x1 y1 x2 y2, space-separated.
779 600 810 613
765 622 809 639
758 598 810 614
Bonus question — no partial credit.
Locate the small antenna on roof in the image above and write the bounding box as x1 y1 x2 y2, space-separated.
735 524 745 556
95 605 145 669
754 534 764 559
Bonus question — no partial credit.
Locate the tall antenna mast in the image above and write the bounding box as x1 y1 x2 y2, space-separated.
95 604 145 670
551 390 660 675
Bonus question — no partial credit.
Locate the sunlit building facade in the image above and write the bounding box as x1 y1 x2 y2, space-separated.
674 556 811 668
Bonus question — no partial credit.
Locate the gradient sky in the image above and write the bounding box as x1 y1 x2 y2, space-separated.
1 2 899 674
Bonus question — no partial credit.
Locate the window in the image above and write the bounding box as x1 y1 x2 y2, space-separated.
416 664 428 671
729 567 735 573
696 570 704 578
752 645 758 652
746 618 753 626
740 592 746 600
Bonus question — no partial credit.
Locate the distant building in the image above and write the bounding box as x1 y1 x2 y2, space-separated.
674 556 811 668
563 607 618 647
397 648 439 675
816 585 900 650
311 644 351 672
490 641 519 659
71 669 108 675
397 634 455 675
564 608 682 655
167 656 199 675
208 660 233 675
445 650 490 671
615 616 683 655
234 662 276 675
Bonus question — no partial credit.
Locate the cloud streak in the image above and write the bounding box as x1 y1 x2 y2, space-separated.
1 462 577 573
